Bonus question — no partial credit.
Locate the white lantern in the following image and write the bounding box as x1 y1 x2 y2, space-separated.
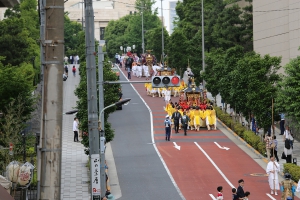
6 161 20 183
18 162 34 186
120 46 123 50
132 45 135 49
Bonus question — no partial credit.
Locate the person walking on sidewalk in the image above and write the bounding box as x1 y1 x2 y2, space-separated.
270 135 279 162
279 113 285 135
181 111 190 136
164 115 171 141
172 108 181 133
72 65 76 77
266 156 280 196
264 133 272 160
73 117 79 142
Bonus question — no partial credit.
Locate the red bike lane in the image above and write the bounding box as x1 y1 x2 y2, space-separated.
119 67 285 200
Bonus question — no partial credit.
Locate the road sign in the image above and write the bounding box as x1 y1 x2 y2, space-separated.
91 154 101 200
9 143 13 156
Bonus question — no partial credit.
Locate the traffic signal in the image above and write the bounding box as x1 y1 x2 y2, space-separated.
151 75 180 88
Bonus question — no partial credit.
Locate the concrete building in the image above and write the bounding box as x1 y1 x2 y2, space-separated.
65 0 136 41
169 1 177 34
253 0 300 72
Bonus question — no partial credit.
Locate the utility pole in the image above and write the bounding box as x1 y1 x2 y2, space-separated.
39 0 64 198
98 46 106 198
141 10 145 54
161 0 164 65
201 0 205 89
85 0 101 199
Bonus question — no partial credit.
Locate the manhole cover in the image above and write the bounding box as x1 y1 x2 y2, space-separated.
250 173 268 177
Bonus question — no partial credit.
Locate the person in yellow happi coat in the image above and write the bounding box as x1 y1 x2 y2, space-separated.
206 106 217 130
145 83 152 96
164 103 174 118
188 107 195 130
193 107 201 131
200 108 207 128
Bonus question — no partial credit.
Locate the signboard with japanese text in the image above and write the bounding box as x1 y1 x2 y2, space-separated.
91 154 101 200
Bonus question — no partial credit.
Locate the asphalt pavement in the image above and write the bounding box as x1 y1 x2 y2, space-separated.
107 67 183 200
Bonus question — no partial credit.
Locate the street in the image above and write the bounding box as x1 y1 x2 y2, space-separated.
106 66 300 200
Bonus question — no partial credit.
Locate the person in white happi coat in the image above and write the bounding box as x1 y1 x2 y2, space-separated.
152 64 159 76
143 64 150 80
132 64 137 77
164 88 171 106
137 64 143 78
266 156 280 195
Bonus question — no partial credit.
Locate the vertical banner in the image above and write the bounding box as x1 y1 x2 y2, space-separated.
91 154 101 200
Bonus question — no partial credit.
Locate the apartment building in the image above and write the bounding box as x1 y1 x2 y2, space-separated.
253 0 300 72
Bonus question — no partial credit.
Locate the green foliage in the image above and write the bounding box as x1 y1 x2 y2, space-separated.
214 107 266 155
145 27 169 60
64 13 83 56
105 0 166 58
73 31 120 154
283 163 300 182
276 56 300 130
1 0 39 66
206 46 281 131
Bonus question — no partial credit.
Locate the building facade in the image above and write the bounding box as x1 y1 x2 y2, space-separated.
253 0 300 72
169 1 177 34
65 0 136 41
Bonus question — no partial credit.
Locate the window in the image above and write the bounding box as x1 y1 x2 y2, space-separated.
100 27 105 40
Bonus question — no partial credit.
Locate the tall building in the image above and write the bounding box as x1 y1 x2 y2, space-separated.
253 0 300 73
65 0 136 41
169 1 177 34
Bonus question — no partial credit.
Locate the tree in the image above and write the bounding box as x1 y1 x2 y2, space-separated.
276 56 300 129
104 0 163 58
145 27 169 60
0 96 34 171
72 30 120 154
64 13 83 56
2 0 40 66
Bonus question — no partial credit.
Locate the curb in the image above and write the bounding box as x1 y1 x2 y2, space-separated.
217 118 300 190
217 118 269 164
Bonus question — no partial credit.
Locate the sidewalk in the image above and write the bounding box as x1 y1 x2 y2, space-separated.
60 64 90 200
208 93 300 170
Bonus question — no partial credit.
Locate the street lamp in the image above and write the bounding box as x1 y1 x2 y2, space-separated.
78 2 84 30
98 98 131 197
127 5 145 54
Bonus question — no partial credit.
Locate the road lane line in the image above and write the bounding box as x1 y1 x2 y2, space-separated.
118 66 186 200
209 194 217 200
194 142 235 188
266 193 277 200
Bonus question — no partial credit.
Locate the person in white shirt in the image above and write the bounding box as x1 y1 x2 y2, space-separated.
73 117 79 142
143 64 149 80
137 64 142 78
132 64 137 77
64 56 68 64
152 64 159 76
266 156 280 195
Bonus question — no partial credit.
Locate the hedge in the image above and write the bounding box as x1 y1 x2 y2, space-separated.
214 107 266 156
214 107 299 181
283 163 300 183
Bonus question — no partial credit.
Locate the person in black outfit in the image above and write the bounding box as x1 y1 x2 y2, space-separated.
171 108 181 133
181 111 190 135
236 179 245 199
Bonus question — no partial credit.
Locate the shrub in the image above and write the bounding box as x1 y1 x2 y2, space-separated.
283 163 300 182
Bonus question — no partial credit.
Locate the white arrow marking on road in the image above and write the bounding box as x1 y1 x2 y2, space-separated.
209 194 217 200
214 142 230 150
173 142 180 150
